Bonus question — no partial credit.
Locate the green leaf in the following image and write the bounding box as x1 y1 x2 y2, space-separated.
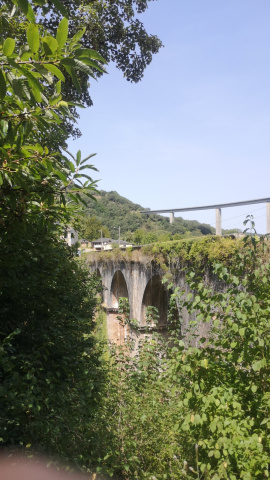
3 38 15 56
68 193 79 204
64 159 75 173
0 70 7 99
7 73 30 100
252 359 266 372
49 93 61 106
50 0 69 18
17 0 35 22
56 80 61 94
27 24 39 53
56 17 68 49
69 67 81 93
80 153 97 164
34 64 53 84
60 57 76 67
78 57 107 74
70 28 85 45
76 150 81 166
0 120 8 138
60 57 92 75
73 58 94 75
239 327 245 337
66 101 85 108
43 64 65 82
19 67 43 93
19 80 31 100
54 169 68 183
43 36 59 54
78 164 98 172
74 48 106 63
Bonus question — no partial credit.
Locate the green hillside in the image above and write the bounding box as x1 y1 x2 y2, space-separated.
76 190 219 243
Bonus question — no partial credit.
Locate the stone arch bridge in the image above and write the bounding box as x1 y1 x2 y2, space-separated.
87 255 210 345
89 258 170 344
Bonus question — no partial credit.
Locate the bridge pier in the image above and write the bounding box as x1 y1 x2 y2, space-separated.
169 212 174 224
215 208 222 235
267 202 270 234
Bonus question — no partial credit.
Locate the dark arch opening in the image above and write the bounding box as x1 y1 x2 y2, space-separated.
95 268 101 278
141 275 168 327
110 270 129 308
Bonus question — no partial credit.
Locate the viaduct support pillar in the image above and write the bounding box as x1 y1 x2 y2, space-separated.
267 202 270 234
170 212 174 224
216 208 222 235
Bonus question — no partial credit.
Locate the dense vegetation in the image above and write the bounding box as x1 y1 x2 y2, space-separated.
1 0 270 478
0 225 105 462
87 235 242 269
89 235 270 480
76 190 219 244
0 0 110 463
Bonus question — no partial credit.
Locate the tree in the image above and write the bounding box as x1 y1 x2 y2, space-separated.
0 0 162 141
27 0 162 138
76 215 111 241
0 225 106 462
0 0 106 463
133 228 144 244
37 0 162 100
0 5 104 224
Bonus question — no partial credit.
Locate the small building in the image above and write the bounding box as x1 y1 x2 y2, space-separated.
64 226 78 247
92 238 116 251
80 239 91 248
119 240 134 249
92 238 134 251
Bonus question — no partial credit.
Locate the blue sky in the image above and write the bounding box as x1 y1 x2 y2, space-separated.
67 0 270 233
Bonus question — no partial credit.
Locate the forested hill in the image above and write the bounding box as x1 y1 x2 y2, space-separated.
77 190 217 243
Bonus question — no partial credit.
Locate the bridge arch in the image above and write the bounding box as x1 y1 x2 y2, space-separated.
110 270 129 308
141 275 168 327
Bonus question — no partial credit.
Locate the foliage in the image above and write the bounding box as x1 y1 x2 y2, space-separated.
151 235 243 270
88 235 270 479
34 0 163 111
145 305 159 327
0 1 104 226
86 236 243 274
0 223 106 462
0 0 163 139
0 0 107 465
75 215 111 241
80 190 216 243
117 297 139 331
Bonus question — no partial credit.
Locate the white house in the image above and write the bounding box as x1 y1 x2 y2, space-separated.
92 238 134 251
64 226 78 247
